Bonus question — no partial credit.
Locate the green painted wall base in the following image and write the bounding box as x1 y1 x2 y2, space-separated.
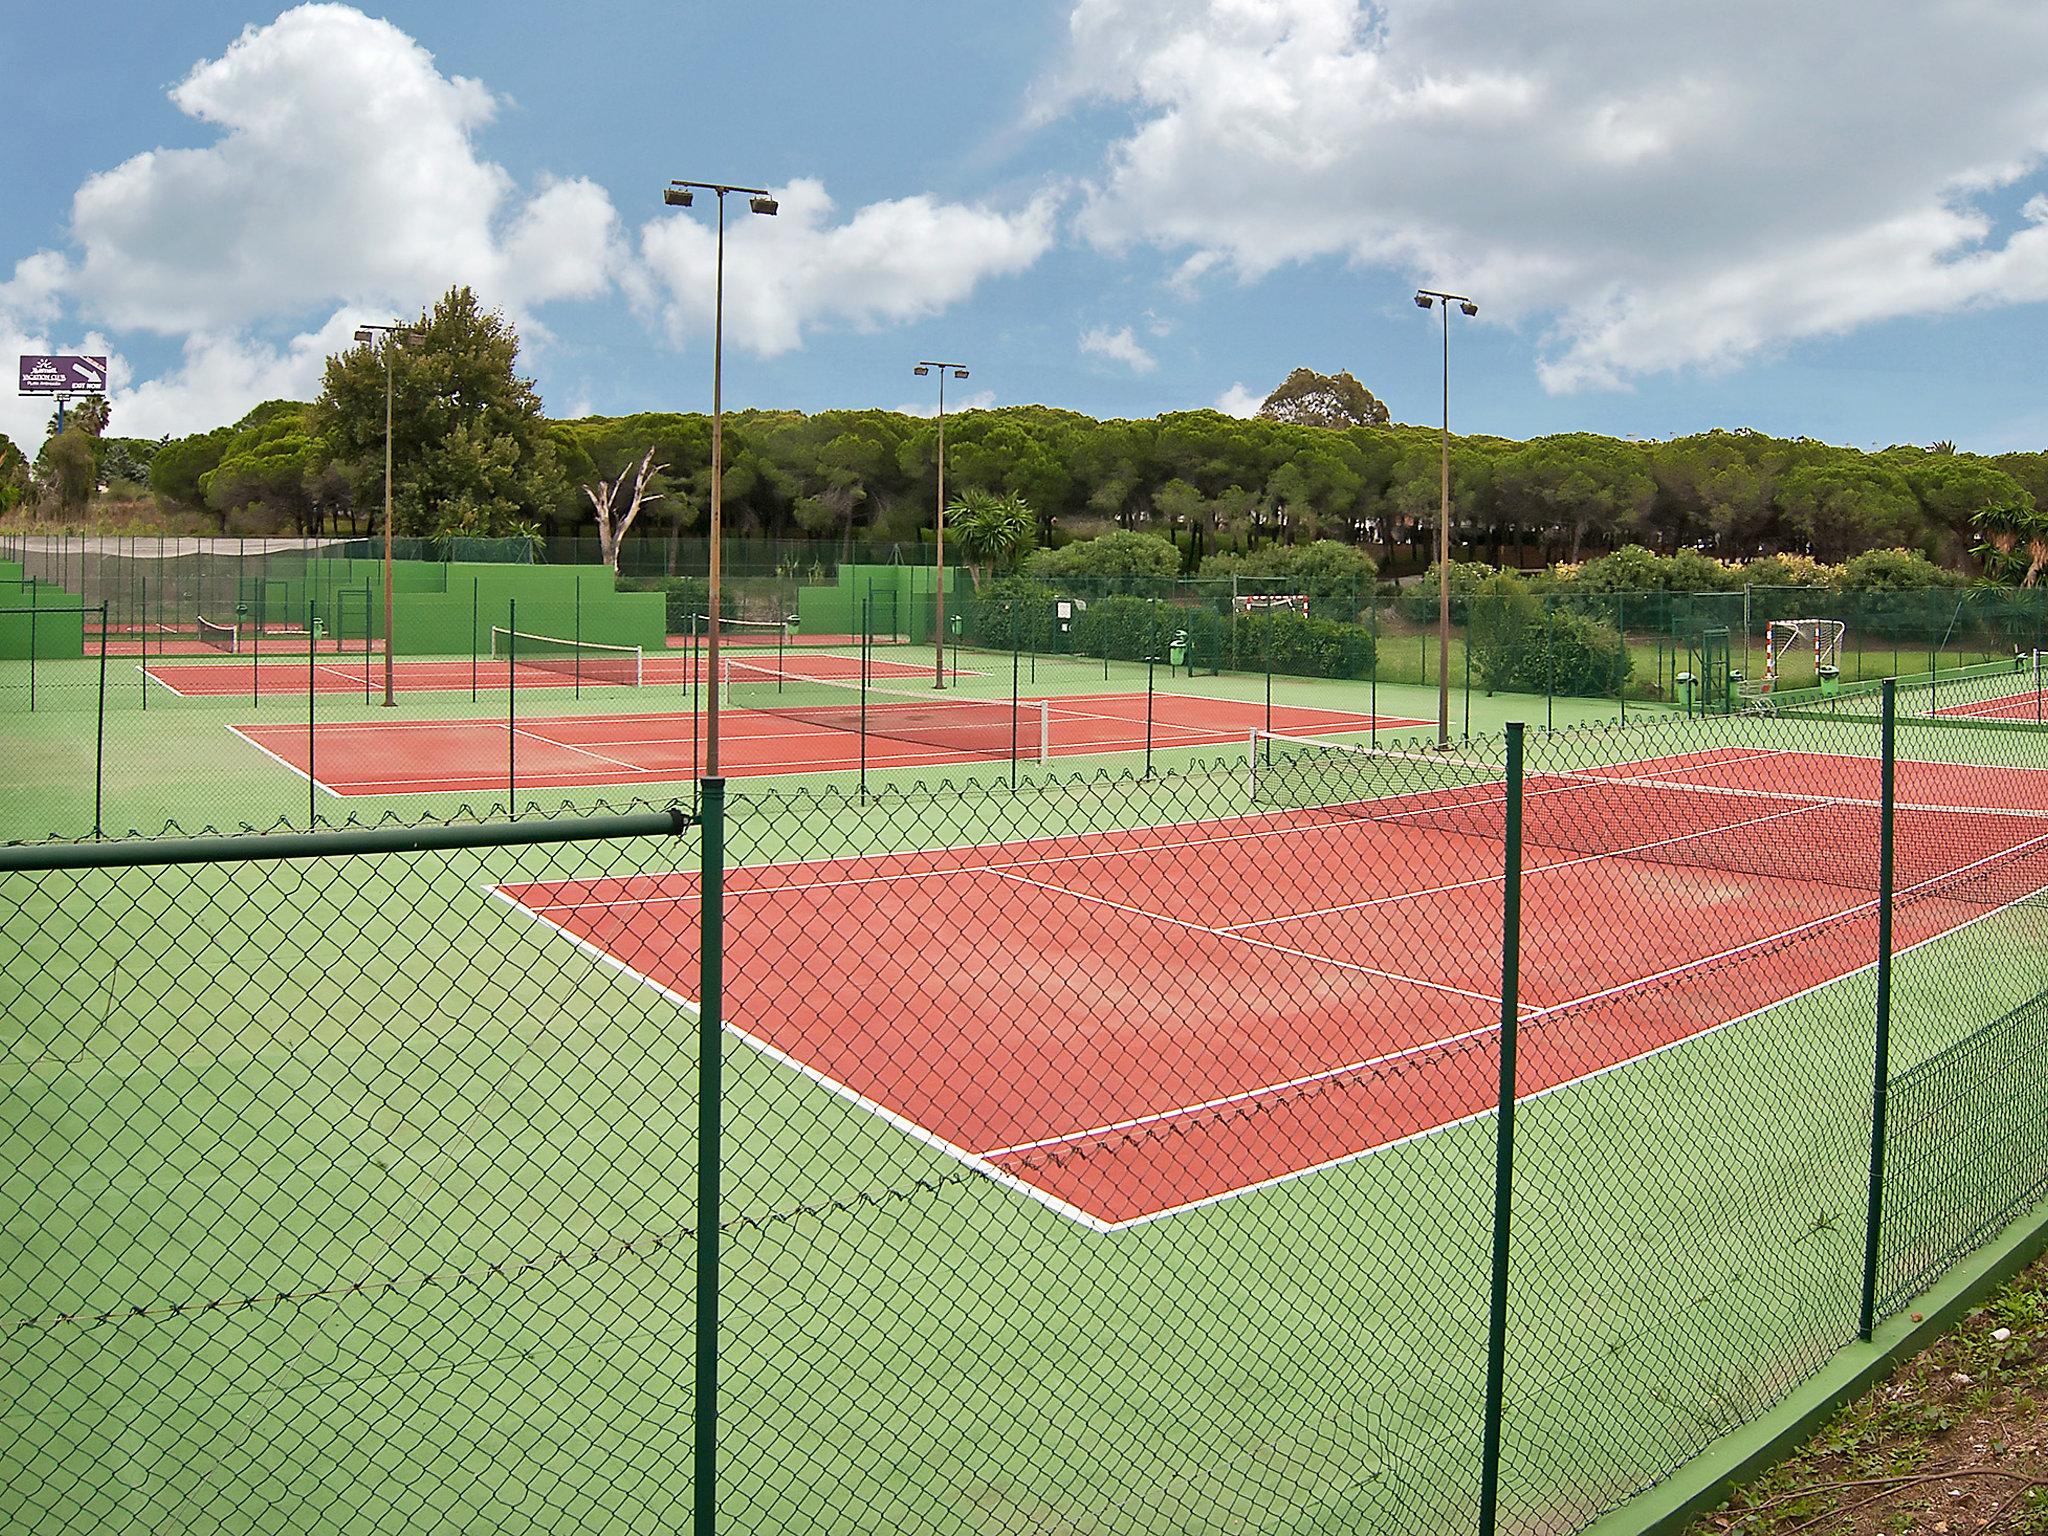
1584 1190 2048 1536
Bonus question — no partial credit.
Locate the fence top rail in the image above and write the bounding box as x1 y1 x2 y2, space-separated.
0 806 693 873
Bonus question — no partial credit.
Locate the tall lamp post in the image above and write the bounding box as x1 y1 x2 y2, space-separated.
1414 289 1478 749
914 360 969 688
662 180 779 774
353 322 416 707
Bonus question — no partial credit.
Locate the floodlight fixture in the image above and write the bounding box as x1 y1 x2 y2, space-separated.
915 359 973 689
1411 287 1480 748
353 328 374 343
657 176 782 773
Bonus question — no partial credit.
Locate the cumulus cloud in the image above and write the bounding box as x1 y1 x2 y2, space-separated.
53 4 621 334
637 179 1057 356
1049 0 2048 390
1079 324 1158 373
1213 382 1263 417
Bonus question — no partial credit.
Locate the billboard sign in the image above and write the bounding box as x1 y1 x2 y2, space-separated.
18 355 109 396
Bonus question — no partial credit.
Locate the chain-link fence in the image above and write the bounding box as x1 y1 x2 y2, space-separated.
7 686 2046 1535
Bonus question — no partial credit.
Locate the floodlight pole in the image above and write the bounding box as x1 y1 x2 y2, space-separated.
354 321 414 707
663 179 778 775
1416 289 1478 750
915 360 970 688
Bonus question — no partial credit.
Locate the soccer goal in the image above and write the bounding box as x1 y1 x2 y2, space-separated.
1757 618 1847 693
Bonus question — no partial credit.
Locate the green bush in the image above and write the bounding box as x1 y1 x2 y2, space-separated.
1468 590 1629 698
1397 560 1496 623
1068 594 1376 679
1838 547 1957 592
651 577 740 631
961 576 1062 651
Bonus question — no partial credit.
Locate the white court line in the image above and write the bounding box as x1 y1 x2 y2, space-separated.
987 867 1510 1010
511 724 647 773
485 888 1119 1233
223 724 344 799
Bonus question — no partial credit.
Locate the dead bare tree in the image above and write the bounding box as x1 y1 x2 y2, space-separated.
584 446 667 573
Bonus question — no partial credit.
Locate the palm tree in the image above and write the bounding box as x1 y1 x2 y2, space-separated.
947 489 1035 588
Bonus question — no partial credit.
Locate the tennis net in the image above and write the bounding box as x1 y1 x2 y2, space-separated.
1248 731 2048 907
489 627 643 686
198 615 238 654
726 659 1050 764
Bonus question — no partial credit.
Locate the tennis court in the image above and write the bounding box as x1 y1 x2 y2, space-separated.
228 692 1426 793
1932 667 2046 722
503 742 2048 1227
146 650 926 695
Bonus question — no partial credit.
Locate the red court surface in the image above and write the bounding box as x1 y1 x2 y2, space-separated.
230 692 1425 794
1935 685 2047 723
149 651 925 695
497 745 2048 1228
99 630 383 658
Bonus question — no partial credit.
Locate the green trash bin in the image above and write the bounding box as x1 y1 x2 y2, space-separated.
1168 629 1188 670
1818 664 1841 698
1675 670 1697 712
1726 668 1744 712
311 618 327 643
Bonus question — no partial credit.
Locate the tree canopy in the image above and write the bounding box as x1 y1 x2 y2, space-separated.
1257 368 1391 429
312 285 564 540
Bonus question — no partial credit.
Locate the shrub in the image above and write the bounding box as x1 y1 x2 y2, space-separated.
1837 547 1957 592
1068 594 1376 679
1397 560 1496 623
1575 544 1672 592
961 576 1062 651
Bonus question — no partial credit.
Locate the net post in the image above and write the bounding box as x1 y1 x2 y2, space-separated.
1477 718 1524 1536
507 600 518 817
1369 586 1378 730
93 601 108 839
471 575 479 703
1858 679 1898 1341
139 577 149 712
1145 648 1156 779
252 587 261 707
574 571 582 700
694 774 727 1536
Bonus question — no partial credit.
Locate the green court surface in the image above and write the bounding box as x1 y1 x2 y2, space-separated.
4 654 2046 1534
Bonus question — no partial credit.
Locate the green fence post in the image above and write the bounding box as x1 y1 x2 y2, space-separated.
140 577 149 712
27 576 36 712
1858 679 1898 1341
94 601 108 840
307 600 318 828
471 575 479 703
695 774 726 1536
507 600 517 816
1477 719 1524 1536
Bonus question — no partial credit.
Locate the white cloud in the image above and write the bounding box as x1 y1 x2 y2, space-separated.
1079 323 1158 373
0 4 627 441
1050 0 2048 390
1214 382 1263 417
637 179 1057 356
891 389 998 418
51 4 620 334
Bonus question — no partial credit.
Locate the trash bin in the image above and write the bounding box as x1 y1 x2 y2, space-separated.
1818 664 1840 698
1675 670 1696 711
311 618 326 642
1726 668 1744 711
1168 629 1188 670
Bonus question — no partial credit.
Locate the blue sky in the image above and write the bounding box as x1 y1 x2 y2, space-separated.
5 1 2048 453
